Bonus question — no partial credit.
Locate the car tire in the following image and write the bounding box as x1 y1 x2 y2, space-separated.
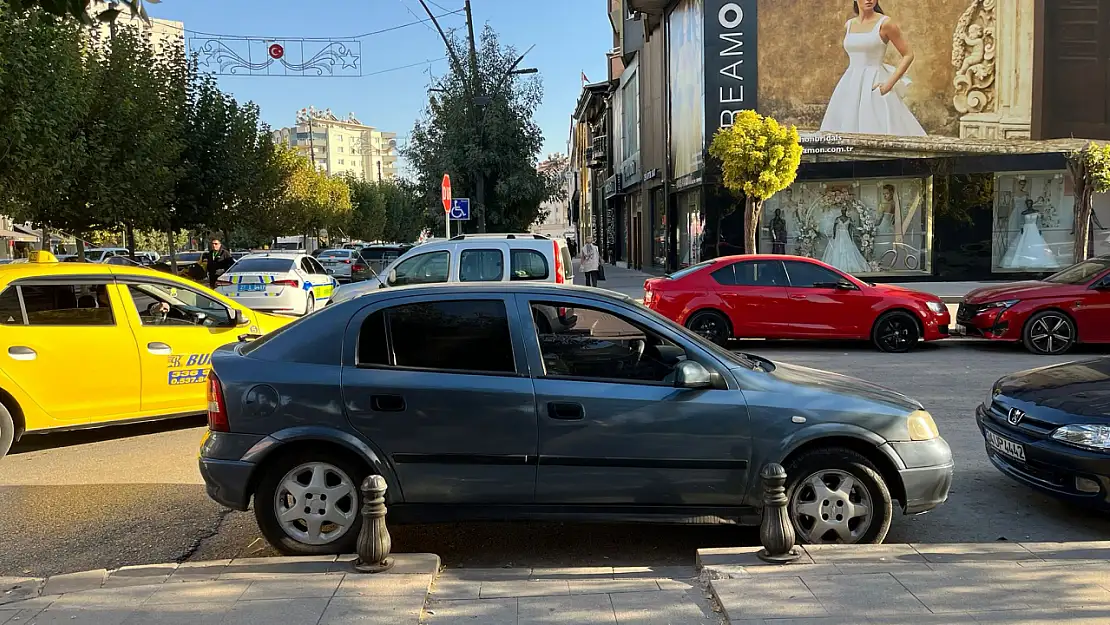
254 448 370 556
784 447 893 545
685 310 731 346
0 403 14 459
1022 310 1076 355
305 293 316 316
871 311 919 353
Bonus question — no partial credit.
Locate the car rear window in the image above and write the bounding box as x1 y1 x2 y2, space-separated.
318 250 351 259
361 248 404 260
511 249 549 280
230 258 295 273
175 252 202 262
667 261 715 280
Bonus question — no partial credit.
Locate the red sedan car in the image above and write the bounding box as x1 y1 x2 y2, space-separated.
643 255 951 353
958 256 1110 355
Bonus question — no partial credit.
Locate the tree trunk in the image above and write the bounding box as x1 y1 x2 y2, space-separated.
744 197 763 255
39 225 49 252
125 223 136 260
76 237 86 262
1075 188 1094 264
167 227 178 274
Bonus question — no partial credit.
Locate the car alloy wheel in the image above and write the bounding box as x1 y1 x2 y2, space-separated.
686 311 730 346
1023 311 1075 355
273 462 358 546
873 311 919 353
305 293 316 316
789 469 874 544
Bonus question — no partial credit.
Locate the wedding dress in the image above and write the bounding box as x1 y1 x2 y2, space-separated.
822 219 871 273
819 16 926 136
874 211 895 259
1001 212 1056 269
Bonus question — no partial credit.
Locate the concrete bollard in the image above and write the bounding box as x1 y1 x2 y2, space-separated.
353 475 395 573
757 463 802 564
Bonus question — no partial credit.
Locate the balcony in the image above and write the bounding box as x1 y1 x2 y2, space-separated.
626 0 669 15
588 135 608 167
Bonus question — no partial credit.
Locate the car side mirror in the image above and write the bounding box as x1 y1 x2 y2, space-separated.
836 280 856 291
674 360 713 390
387 269 398 286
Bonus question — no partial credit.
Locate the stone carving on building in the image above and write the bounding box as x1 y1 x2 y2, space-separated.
951 0 997 116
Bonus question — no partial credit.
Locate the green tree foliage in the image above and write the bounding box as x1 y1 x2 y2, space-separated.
708 110 802 253
1068 142 1110 262
346 176 425 244
7 0 155 25
406 25 558 234
273 147 351 241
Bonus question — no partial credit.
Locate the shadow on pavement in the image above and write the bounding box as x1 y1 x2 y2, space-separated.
9 414 205 455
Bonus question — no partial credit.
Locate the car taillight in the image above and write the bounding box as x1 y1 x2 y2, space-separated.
353 264 366 271
216 276 232 286
207 373 229 433
272 279 299 288
343 259 352 264
553 241 565 284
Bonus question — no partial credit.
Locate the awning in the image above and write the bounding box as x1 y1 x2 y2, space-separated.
0 228 38 242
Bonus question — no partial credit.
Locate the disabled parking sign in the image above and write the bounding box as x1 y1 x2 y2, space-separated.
449 198 470 221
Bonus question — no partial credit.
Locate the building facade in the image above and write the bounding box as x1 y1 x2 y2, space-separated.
274 107 398 180
576 0 1110 281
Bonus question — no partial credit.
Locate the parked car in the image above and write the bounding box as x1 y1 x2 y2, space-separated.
315 248 370 283
977 357 1110 508
958 256 1110 355
198 282 953 554
357 244 412 279
643 255 951 353
0 251 291 458
83 247 130 263
214 252 337 316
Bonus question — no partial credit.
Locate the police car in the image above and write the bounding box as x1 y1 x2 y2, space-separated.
215 252 337 316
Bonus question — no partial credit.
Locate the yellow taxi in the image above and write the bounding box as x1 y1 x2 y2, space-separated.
0 251 292 457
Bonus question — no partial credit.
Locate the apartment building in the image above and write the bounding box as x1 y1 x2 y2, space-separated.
273 107 398 180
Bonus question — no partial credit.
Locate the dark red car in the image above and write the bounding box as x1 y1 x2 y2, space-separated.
642 255 951 353
958 256 1110 355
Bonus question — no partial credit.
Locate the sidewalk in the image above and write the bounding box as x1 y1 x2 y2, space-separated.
700 542 1110 624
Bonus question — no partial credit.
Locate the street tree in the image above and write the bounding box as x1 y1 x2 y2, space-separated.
1068 142 1110 263
346 177 388 243
406 25 553 234
7 0 157 25
708 110 802 254
274 148 352 247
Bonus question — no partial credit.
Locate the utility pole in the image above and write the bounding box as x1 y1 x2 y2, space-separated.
463 0 487 233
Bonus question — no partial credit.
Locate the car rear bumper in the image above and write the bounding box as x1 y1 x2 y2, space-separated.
887 438 954 514
921 311 952 342
199 458 255 510
976 405 1110 509
218 289 304 314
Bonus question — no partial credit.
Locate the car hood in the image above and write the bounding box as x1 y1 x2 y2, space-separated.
869 283 938 302
252 311 294 333
758 360 923 412
997 357 1110 419
332 278 384 304
964 281 1064 303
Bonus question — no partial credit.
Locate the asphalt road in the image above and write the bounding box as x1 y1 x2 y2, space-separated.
2 340 1109 577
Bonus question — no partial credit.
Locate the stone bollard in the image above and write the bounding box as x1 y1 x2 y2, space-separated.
757 463 801 564
353 475 395 573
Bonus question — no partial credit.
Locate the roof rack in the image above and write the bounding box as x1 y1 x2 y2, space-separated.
449 234 550 241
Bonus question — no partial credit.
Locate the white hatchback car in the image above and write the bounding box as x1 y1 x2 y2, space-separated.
215 252 337 316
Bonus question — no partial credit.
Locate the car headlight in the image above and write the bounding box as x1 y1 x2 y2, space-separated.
981 299 1019 310
1051 425 1110 452
985 385 1000 410
907 410 939 441
926 301 947 314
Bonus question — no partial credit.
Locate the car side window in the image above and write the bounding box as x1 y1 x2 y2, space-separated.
309 257 328 275
529 302 686 385
511 249 549 281
356 299 516 374
0 287 22 325
299 258 315 275
390 251 450 287
459 249 504 282
723 261 788 286
126 283 232 327
783 261 843 288
20 283 115 326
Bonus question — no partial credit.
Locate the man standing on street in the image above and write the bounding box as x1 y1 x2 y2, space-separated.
204 238 233 289
579 237 600 287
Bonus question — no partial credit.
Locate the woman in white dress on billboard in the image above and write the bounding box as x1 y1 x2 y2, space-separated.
820 1 926 136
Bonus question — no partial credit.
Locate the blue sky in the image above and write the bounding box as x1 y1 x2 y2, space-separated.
153 1 613 170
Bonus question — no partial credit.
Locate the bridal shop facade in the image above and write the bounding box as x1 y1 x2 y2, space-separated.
618 0 1110 280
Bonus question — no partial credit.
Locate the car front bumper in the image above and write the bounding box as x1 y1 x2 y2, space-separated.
976 405 1110 508
886 438 954 514
957 307 1022 341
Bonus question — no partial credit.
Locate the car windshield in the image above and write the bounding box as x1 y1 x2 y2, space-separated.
1043 258 1110 285
630 299 765 371
665 261 715 281
229 258 295 273
361 248 403 260
175 252 202 262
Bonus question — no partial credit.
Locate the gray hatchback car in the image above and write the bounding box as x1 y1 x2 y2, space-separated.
199 283 953 554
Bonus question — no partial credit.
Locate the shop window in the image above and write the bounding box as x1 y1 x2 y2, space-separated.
992 172 1074 273
761 177 933 276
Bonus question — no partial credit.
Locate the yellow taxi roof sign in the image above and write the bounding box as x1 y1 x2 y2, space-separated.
28 250 58 263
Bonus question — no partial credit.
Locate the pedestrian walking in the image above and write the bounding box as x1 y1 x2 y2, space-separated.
579 237 601 287
204 238 233 289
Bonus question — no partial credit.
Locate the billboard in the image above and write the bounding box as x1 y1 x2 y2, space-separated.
667 0 705 182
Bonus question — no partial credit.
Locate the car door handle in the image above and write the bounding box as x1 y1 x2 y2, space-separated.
370 394 406 412
147 342 172 356
548 402 584 421
789 294 807 300
7 346 36 361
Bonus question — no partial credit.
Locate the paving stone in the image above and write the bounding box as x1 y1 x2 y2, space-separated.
219 555 337 579
609 589 717 624
335 573 432 597
654 577 699 591
833 562 934 575
517 593 616 624
23 604 134 625
741 564 843 578
1019 542 1110 561
238 574 342 601
429 574 483 601
531 567 614 580
317 595 423 624
223 597 331 625
164 560 230 583
566 579 661 595
0 577 40 605
103 564 178 588
2 593 60 610
440 568 532 581
613 566 695 580
479 579 571 599
733 618 872 625
912 543 1038 563
143 580 250 605
49 585 157 608
119 601 235 625
388 553 441 575
801 572 931 617
696 546 813 568
710 577 828 621
969 609 1110 624
805 543 926 565
41 569 107 595
422 598 519 624
891 568 1033 613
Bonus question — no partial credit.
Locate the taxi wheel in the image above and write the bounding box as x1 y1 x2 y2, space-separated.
0 403 14 459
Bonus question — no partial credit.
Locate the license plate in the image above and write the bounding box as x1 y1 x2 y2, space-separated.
986 430 1026 462
237 283 266 293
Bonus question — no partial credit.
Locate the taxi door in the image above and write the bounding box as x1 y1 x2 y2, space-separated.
1 279 140 423
117 277 244 416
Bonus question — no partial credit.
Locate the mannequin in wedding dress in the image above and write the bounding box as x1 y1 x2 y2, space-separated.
1004 178 1030 236
1001 199 1056 269
874 184 897 260
822 207 871 273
